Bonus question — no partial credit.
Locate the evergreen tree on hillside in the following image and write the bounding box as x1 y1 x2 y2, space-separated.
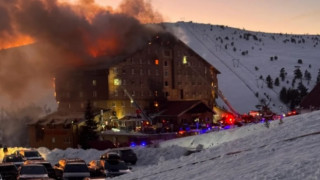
266 75 273 88
79 100 98 149
279 87 288 104
274 77 280 86
297 82 308 98
304 70 312 84
294 68 302 79
317 69 320 83
280 68 286 81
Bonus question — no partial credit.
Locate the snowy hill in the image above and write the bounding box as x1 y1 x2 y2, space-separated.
2 110 320 179
165 22 320 114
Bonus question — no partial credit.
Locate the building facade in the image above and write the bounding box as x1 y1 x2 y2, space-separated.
54 33 220 119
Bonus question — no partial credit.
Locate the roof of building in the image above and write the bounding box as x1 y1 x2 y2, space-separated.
300 83 320 109
157 100 214 117
29 111 85 126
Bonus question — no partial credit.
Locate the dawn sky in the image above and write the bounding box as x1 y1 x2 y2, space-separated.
94 0 320 34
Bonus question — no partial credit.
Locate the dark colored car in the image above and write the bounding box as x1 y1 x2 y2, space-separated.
2 154 24 168
54 158 90 180
88 159 131 178
17 164 49 180
24 160 56 179
0 162 18 180
14 149 44 161
101 148 137 165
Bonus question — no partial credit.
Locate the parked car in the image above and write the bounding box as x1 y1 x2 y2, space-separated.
17 164 49 180
14 149 44 161
2 154 24 168
100 148 137 165
24 160 56 179
0 162 18 180
54 158 90 180
88 159 132 178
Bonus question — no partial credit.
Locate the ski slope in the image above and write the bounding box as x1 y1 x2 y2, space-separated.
166 22 320 114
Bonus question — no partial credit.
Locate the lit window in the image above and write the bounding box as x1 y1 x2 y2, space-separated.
52 138 55 143
54 92 56 97
114 78 121 85
155 59 159 65
183 56 188 64
154 101 159 107
92 80 97 86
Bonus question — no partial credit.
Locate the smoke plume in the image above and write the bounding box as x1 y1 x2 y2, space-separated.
0 0 163 103
0 0 164 146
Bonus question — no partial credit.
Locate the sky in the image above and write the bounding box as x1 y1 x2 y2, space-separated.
2 110 320 179
90 0 320 35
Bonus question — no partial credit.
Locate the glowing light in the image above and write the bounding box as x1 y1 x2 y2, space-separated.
130 142 136 147
140 141 146 146
183 56 188 64
155 59 159 65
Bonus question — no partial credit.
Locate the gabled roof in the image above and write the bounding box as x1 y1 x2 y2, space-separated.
157 100 214 117
300 83 320 108
29 111 85 126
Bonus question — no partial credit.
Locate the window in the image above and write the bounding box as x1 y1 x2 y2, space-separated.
114 78 121 85
80 103 84 108
165 92 169 97
155 59 159 65
68 103 71 109
183 56 188 64
164 70 168 76
164 61 168 66
123 80 126 85
112 102 116 107
154 91 158 97
139 58 143 64
165 81 168 86
140 69 143 75
79 91 83 98
92 80 97 86
147 69 151 75
52 138 55 143
114 90 118 96
122 69 126 74
156 70 159 76
93 91 97 97
131 69 135 75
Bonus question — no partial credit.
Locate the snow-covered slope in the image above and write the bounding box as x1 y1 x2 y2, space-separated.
166 22 320 114
2 110 319 179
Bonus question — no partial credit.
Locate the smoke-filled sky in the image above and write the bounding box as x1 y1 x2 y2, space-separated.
0 0 163 109
91 0 320 35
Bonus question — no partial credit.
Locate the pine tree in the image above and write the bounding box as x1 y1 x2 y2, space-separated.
317 69 320 83
280 87 288 104
266 75 273 88
280 68 286 81
304 70 312 84
274 77 280 86
79 101 98 149
294 68 302 79
297 82 308 98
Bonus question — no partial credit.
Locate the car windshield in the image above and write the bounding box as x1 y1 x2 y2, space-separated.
24 151 41 157
64 164 89 173
20 166 47 174
4 156 24 162
104 161 128 170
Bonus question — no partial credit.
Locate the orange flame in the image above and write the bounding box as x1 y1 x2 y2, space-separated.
0 35 34 50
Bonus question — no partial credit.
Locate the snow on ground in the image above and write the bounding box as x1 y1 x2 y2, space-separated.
166 22 320 114
2 110 320 179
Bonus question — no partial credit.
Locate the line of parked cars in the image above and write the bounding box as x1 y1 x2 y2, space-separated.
1 147 138 179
